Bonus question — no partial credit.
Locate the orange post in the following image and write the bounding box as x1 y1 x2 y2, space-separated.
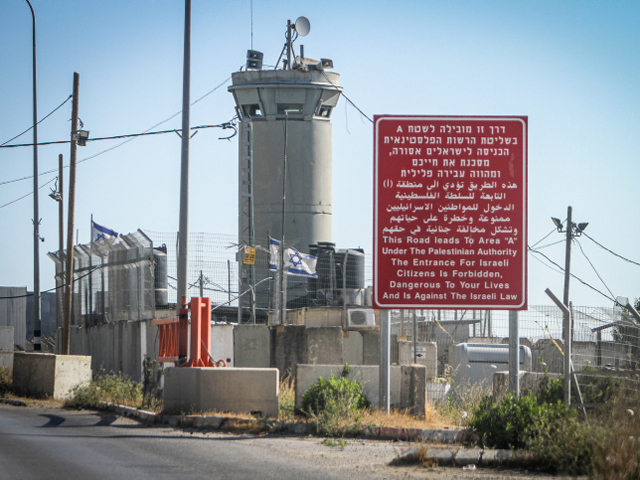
186 297 213 367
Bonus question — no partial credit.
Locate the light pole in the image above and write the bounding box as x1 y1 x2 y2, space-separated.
551 206 588 404
25 0 41 351
551 206 589 324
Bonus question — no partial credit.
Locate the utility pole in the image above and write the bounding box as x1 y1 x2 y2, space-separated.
551 206 588 404
57 154 64 326
63 73 79 355
25 0 41 352
176 0 192 359
57 154 64 261
562 206 573 337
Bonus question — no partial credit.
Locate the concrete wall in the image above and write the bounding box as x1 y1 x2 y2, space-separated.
62 318 160 382
295 364 426 417
0 287 27 349
406 342 438 379
342 331 363 365
0 326 13 368
362 332 380 365
13 352 91 399
307 327 343 365
164 366 279 417
211 324 234 366
234 324 270 368
531 338 565 373
273 325 308 378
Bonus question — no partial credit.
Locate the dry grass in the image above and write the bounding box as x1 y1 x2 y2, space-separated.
358 404 450 430
0 367 12 397
593 406 640 479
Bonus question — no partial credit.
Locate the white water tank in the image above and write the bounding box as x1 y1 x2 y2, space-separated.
450 343 532 385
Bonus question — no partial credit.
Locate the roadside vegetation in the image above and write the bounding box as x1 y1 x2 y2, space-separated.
0 366 12 397
463 374 639 477
15 360 640 476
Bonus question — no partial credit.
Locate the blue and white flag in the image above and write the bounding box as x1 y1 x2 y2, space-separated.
268 238 317 278
91 220 118 242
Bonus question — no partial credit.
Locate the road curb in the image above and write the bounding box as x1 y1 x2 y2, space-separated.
104 402 463 443
104 403 530 467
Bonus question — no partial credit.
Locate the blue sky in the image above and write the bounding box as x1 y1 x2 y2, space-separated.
1 0 639 308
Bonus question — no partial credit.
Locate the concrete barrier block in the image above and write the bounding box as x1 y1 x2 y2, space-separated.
0 327 14 352
211 324 234 367
274 325 308 378
13 352 91 399
234 324 271 368
164 367 279 417
362 332 380 365
342 331 363 365
401 365 426 418
307 327 343 365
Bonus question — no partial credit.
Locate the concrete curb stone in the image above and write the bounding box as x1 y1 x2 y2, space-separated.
102 403 530 468
453 447 483 466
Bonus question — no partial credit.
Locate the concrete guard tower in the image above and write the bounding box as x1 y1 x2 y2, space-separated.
228 18 342 322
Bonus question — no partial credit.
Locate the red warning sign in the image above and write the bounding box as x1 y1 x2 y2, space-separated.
374 116 527 309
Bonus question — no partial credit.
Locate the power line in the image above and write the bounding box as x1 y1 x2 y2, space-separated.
583 232 640 268
320 70 373 123
528 246 615 303
0 122 236 150
0 121 235 208
575 238 616 299
1 95 72 147
0 176 55 209
530 226 560 249
0 265 100 299
0 76 232 187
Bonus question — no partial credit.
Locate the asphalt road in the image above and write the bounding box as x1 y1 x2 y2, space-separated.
0 404 554 480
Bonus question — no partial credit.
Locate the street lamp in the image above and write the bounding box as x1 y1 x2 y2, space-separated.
552 206 588 313
552 206 588 404
25 0 41 351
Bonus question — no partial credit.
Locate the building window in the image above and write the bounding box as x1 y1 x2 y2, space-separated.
277 104 303 115
317 105 332 118
242 104 262 117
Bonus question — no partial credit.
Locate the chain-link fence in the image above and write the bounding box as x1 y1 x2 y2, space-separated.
389 306 640 384
144 231 239 308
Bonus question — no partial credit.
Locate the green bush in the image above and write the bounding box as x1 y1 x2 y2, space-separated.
301 369 370 436
302 374 370 416
533 374 564 405
468 393 544 449
528 414 599 476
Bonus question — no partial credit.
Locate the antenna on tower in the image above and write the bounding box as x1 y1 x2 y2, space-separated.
275 16 310 70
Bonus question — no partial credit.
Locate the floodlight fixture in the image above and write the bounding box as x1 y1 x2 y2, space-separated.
73 130 90 146
577 222 589 233
551 217 563 231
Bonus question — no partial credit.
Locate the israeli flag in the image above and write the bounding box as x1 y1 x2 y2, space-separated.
268 238 317 278
91 220 118 242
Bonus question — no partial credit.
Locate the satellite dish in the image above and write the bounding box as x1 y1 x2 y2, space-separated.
294 16 310 37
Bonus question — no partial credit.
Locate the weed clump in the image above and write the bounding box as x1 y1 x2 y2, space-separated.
64 371 145 410
302 365 370 436
0 367 12 397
